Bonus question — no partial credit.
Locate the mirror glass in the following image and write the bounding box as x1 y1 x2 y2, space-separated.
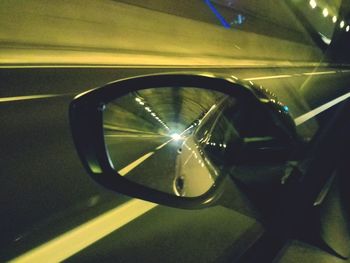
103 87 240 197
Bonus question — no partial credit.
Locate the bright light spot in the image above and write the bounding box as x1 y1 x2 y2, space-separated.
283 105 289 112
135 98 141 102
332 16 337 23
319 32 331 45
322 8 328 17
346 25 350 32
145 107 151 112
223 144 227 148
151 113 156 117
309 0 317 9
139 101 145 105
340 20 345 28
171 133 181 141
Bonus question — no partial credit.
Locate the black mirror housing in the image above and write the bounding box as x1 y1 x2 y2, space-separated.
69 73 298 209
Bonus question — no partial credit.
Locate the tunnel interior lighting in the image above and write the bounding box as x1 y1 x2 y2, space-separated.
346 25 350 32
322 8 328 17
134 96 170 131
171 133 181 141
135 97 145 105
332 16 337 23
309 0 317 9
340 20 345 28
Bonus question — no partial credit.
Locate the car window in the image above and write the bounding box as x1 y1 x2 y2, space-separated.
2 0 350 262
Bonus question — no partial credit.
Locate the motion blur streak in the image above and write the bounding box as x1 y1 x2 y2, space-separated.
244 74 292 81
302 71 337 76
294 92 350 125
8 71 349 262
10 199 158 263
105 134 161 138
0 94 68 103
11 135 173 262
244 70 339 81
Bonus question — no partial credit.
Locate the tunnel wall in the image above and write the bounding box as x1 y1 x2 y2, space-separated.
103 104 165 135
0 0 324 66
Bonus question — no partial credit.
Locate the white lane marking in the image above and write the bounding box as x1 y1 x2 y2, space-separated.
11 137 175 262
0 94 67 103
155 138 173 150
2 69 346 103
10 199 158 263
9 68 350 262
294 92 350 126
244 74 292 81
118 152 155 176
302 71 337 76
118 137 174 175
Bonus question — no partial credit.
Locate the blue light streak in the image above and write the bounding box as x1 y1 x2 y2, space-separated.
237 14 243 24
204 0 231 29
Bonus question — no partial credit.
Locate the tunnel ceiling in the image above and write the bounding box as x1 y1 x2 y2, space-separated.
135 87 226 131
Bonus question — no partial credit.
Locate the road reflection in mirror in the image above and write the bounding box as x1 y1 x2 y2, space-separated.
103 87 238 197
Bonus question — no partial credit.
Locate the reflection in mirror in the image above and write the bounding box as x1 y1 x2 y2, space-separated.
103 87 238 197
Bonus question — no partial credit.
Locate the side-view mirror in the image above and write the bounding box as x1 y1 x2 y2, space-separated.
69 73 299 208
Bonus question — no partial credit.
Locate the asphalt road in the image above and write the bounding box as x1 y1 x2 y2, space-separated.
1 66 350 262
105 134 180 194
105 135 169 171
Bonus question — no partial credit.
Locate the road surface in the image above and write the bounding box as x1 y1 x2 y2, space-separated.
1 66 350 262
